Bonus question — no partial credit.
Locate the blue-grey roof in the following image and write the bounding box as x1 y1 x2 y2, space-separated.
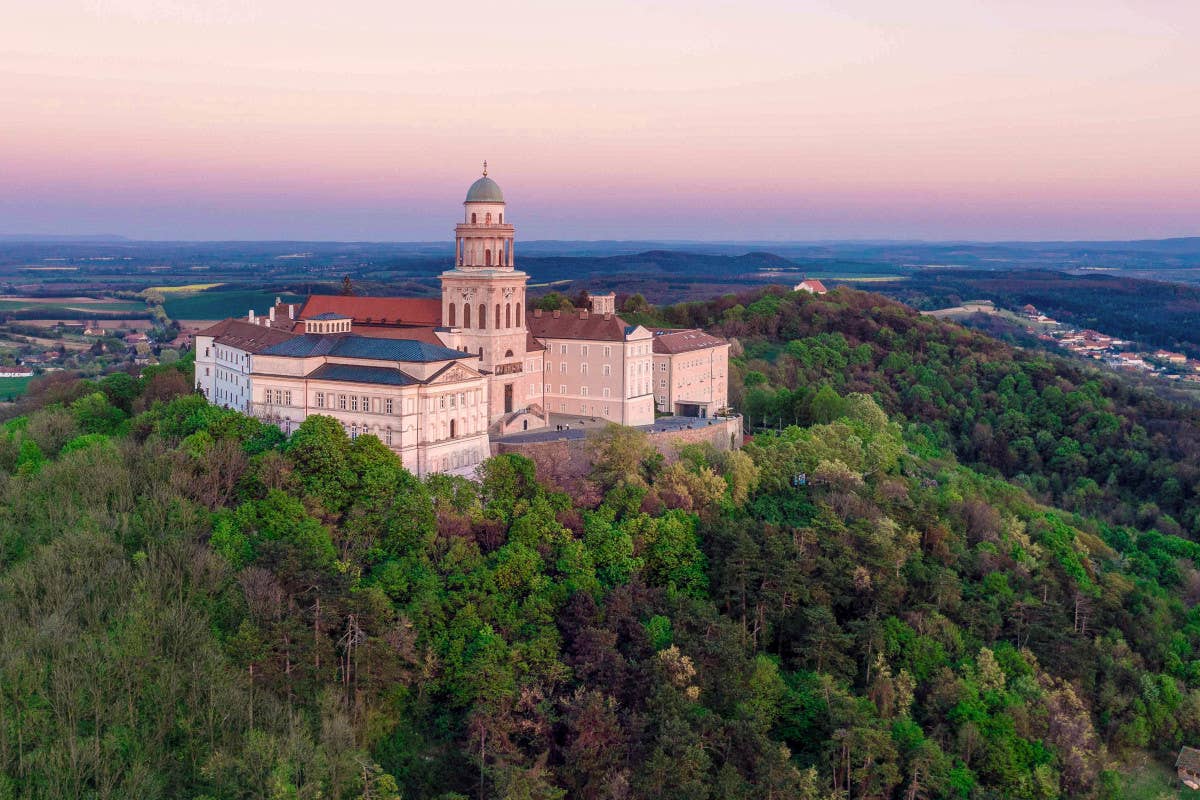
309 363 417 386
465 176 504 203
260 334 470 363
308 312 352 320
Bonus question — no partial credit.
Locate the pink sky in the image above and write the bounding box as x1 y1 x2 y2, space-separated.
3 1 1199 241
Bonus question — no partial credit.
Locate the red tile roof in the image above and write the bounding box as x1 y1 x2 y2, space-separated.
299 295 442 327
527 308 632 342
649 328 729 354
796 279 828 294
196 318 298 353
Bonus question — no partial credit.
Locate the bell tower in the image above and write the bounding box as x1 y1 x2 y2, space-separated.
440 164 543 429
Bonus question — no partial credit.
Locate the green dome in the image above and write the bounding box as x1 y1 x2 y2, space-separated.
465 176 504 203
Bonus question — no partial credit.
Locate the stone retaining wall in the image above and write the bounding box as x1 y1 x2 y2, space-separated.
491 416 742 480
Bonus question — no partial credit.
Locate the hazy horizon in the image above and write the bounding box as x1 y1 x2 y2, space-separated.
5 1 1199 241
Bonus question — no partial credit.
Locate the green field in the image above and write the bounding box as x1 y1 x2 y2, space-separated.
163 290 306 320
0 375 34 400
0 299 148 313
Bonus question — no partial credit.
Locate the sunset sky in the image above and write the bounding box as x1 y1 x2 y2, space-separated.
3 1 1198 241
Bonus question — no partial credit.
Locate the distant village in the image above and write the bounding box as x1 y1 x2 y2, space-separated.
999 302 1200 383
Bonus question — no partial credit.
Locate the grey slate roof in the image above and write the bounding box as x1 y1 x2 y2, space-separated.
307 312 352 320
260 334 469 362
308 363 417 386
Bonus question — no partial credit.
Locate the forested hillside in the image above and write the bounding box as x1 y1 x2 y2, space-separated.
2 291 1200 798
639 286 1200 539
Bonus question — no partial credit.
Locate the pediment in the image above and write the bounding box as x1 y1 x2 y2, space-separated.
429 362 480 384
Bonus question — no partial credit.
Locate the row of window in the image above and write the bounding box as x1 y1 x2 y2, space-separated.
315 392 397 414
545 361 612 376
206 346 248 364
446 301 522 330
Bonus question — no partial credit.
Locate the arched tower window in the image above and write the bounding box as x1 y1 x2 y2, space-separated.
464 303 471 328
485 212 492 224
485 248 492 266
495 304 501 328
471 212 477 224
516 302 522 323
499 213 503 223
450 419 457 439
478 303 486 329
504 349 513 358
448 302 456 327
505 303 511 328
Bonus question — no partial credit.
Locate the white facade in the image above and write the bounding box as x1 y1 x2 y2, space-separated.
195 336 253 412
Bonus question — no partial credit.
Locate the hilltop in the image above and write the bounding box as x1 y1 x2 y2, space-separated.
0 285 1199 798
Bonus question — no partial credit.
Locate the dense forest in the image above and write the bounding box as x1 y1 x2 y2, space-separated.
3 289 1200 798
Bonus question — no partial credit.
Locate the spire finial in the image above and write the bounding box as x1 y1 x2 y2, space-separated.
482 160 488 177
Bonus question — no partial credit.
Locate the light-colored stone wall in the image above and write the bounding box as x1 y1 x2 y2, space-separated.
654 342 729 416
492 416 743 480
195 334 252 412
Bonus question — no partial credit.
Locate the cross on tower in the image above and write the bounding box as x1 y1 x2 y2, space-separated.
482 160 488 177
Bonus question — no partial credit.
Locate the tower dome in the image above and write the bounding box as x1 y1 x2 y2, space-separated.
465 175 504 204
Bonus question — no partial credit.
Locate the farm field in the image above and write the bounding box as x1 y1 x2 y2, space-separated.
0 299 148 312
0 375 34 400
163 289 305 321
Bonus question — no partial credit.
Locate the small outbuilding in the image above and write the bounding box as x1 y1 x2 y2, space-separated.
1177 746 1200 789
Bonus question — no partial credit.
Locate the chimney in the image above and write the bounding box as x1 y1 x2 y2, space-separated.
552 309 561 319
275 296 281 305
580 309 589 320
288 304 295 320
534 308 543 318
269 306 276 322
248 309 255 323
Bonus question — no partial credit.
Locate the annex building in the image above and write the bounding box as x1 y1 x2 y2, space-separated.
195 168 730 475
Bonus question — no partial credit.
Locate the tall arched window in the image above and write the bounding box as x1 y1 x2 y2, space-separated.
485 248 492 266
515 302 522 323
478 303 486 329
499 213 503 223
505 303 511 328
448 302 456 326
450 419 457 439
471 212 477 224
494 304 501 328
485 212 492 224
464 303 471 328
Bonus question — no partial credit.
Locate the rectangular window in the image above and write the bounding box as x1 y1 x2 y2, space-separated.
602 364 610 376
660 379 666 388
350 396 359 412
386 398 394 414
603 345 611 357
559 344 567 354
439 396 446 409
283 390 292 406
560 362 566 373
546 361 553 373
545 383 552 393
603 388 610 398
581 344 589 356
580 363 588 375
338 394 347 410
581 386 589 397
361 396 370 412
660 362 667 372
385 429 393 445
560 384 567 395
